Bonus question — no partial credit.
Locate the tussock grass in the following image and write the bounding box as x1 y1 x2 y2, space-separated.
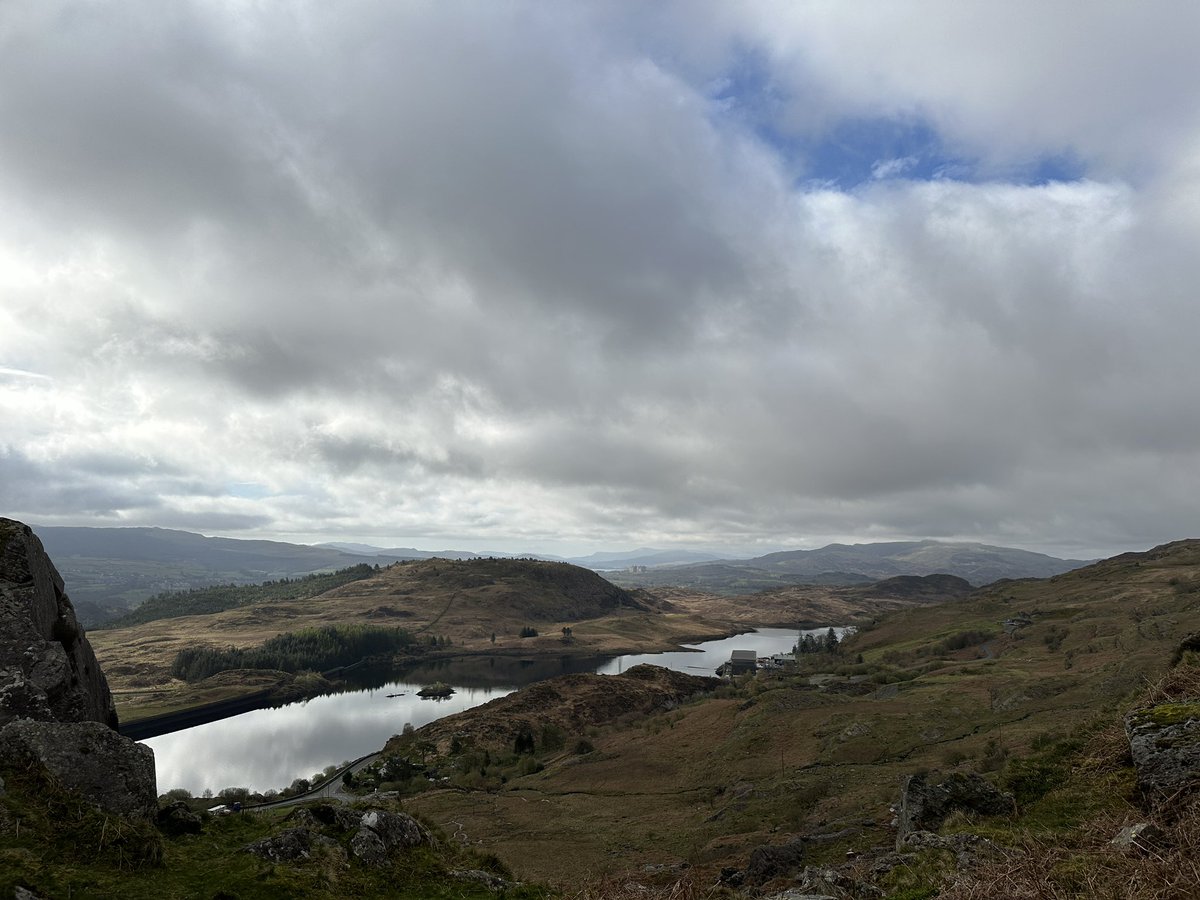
562 871 733 899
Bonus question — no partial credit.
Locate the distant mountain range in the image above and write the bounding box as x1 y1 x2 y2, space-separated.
564 548 724 569
33 526 415 625
603 540 1094 593
316 543 723 569
32 525 1093 624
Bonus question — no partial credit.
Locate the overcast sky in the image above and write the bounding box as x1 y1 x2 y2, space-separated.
2 1 1198 559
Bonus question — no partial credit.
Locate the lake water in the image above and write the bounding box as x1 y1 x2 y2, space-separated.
146 627 836 795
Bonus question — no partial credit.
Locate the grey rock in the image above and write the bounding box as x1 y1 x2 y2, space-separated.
0 772 5 798
14 888 43 900
245 827 317 862
1125 702 1200 808
359 809 431 849
899 830 1000 868
289 802 363 832
1110 822 1165 853
793 864 883 899
157 800 203 835
350 827 388 866
896 772 1012 847
0 718 156 818
0 519 117 729
450 869 515 890
744 838 806 886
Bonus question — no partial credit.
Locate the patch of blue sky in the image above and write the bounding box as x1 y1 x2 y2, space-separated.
762 113 1086 190
706 49 1085 190
227 482 272 500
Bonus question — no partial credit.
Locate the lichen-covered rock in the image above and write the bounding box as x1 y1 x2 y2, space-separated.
289 801 365 833
899 830 1000 868
896 772 1012 847
245 827 319 862
0 519 116 729
347 810 433 867
1125 702 1200 808
0 718 156 818
450 869 515 891
359 809 432 849
350 827 388 866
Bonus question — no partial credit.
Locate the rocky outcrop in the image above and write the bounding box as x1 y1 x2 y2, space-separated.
157 800 203 835
350 809 433 865
0 518 116 728
0 519 157 822
1125 701 1200 809
276 803 434 869
743 838 807 886
0 718 157 818
245 827 342 863
895 772 1012 847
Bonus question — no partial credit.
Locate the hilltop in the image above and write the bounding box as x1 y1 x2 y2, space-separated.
88 556 724 720
90 557 978 724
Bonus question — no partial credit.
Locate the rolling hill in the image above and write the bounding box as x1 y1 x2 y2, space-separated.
606 539 1093 593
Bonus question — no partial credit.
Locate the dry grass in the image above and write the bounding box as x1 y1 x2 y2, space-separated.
561 871 732 900
408 545 1200 885
941 799 1200 899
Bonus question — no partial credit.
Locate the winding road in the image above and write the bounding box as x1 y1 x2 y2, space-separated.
246 751 383 812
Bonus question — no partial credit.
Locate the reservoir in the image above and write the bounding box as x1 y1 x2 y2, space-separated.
146 627 841 795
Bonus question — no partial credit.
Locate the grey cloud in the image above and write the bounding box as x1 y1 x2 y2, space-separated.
2 2 1200 558
0 448 161 516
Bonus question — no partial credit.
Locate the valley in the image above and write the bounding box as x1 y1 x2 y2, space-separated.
8 523 1200 898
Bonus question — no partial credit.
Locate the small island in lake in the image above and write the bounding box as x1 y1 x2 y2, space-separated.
417 681 455 698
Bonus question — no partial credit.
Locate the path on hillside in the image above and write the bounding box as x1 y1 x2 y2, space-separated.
418 590 460 634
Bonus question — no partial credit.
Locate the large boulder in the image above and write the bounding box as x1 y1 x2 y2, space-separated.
0 718 157 818
0 519 117 728
896 772 1012 847
1125 701 1200 809
349 810 433 867
244 827 342 863
743 838 807 886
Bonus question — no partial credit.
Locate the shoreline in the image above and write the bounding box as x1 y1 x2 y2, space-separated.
118 620 825 740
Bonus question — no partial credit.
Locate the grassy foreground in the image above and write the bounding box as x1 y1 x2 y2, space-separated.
0 770 549 899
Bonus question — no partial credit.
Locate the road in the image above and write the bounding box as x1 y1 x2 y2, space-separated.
245 751 383 812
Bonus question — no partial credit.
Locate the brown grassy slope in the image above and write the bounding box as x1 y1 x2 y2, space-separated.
90 558 976 722
388 664 721 757
88 558 733 715
401 540 1200 885
664 572 974 629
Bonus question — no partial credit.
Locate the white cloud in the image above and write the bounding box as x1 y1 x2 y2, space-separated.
870 157 918 180
0 1 1197 559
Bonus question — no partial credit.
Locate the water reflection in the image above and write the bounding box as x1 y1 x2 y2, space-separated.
145 627 835 795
